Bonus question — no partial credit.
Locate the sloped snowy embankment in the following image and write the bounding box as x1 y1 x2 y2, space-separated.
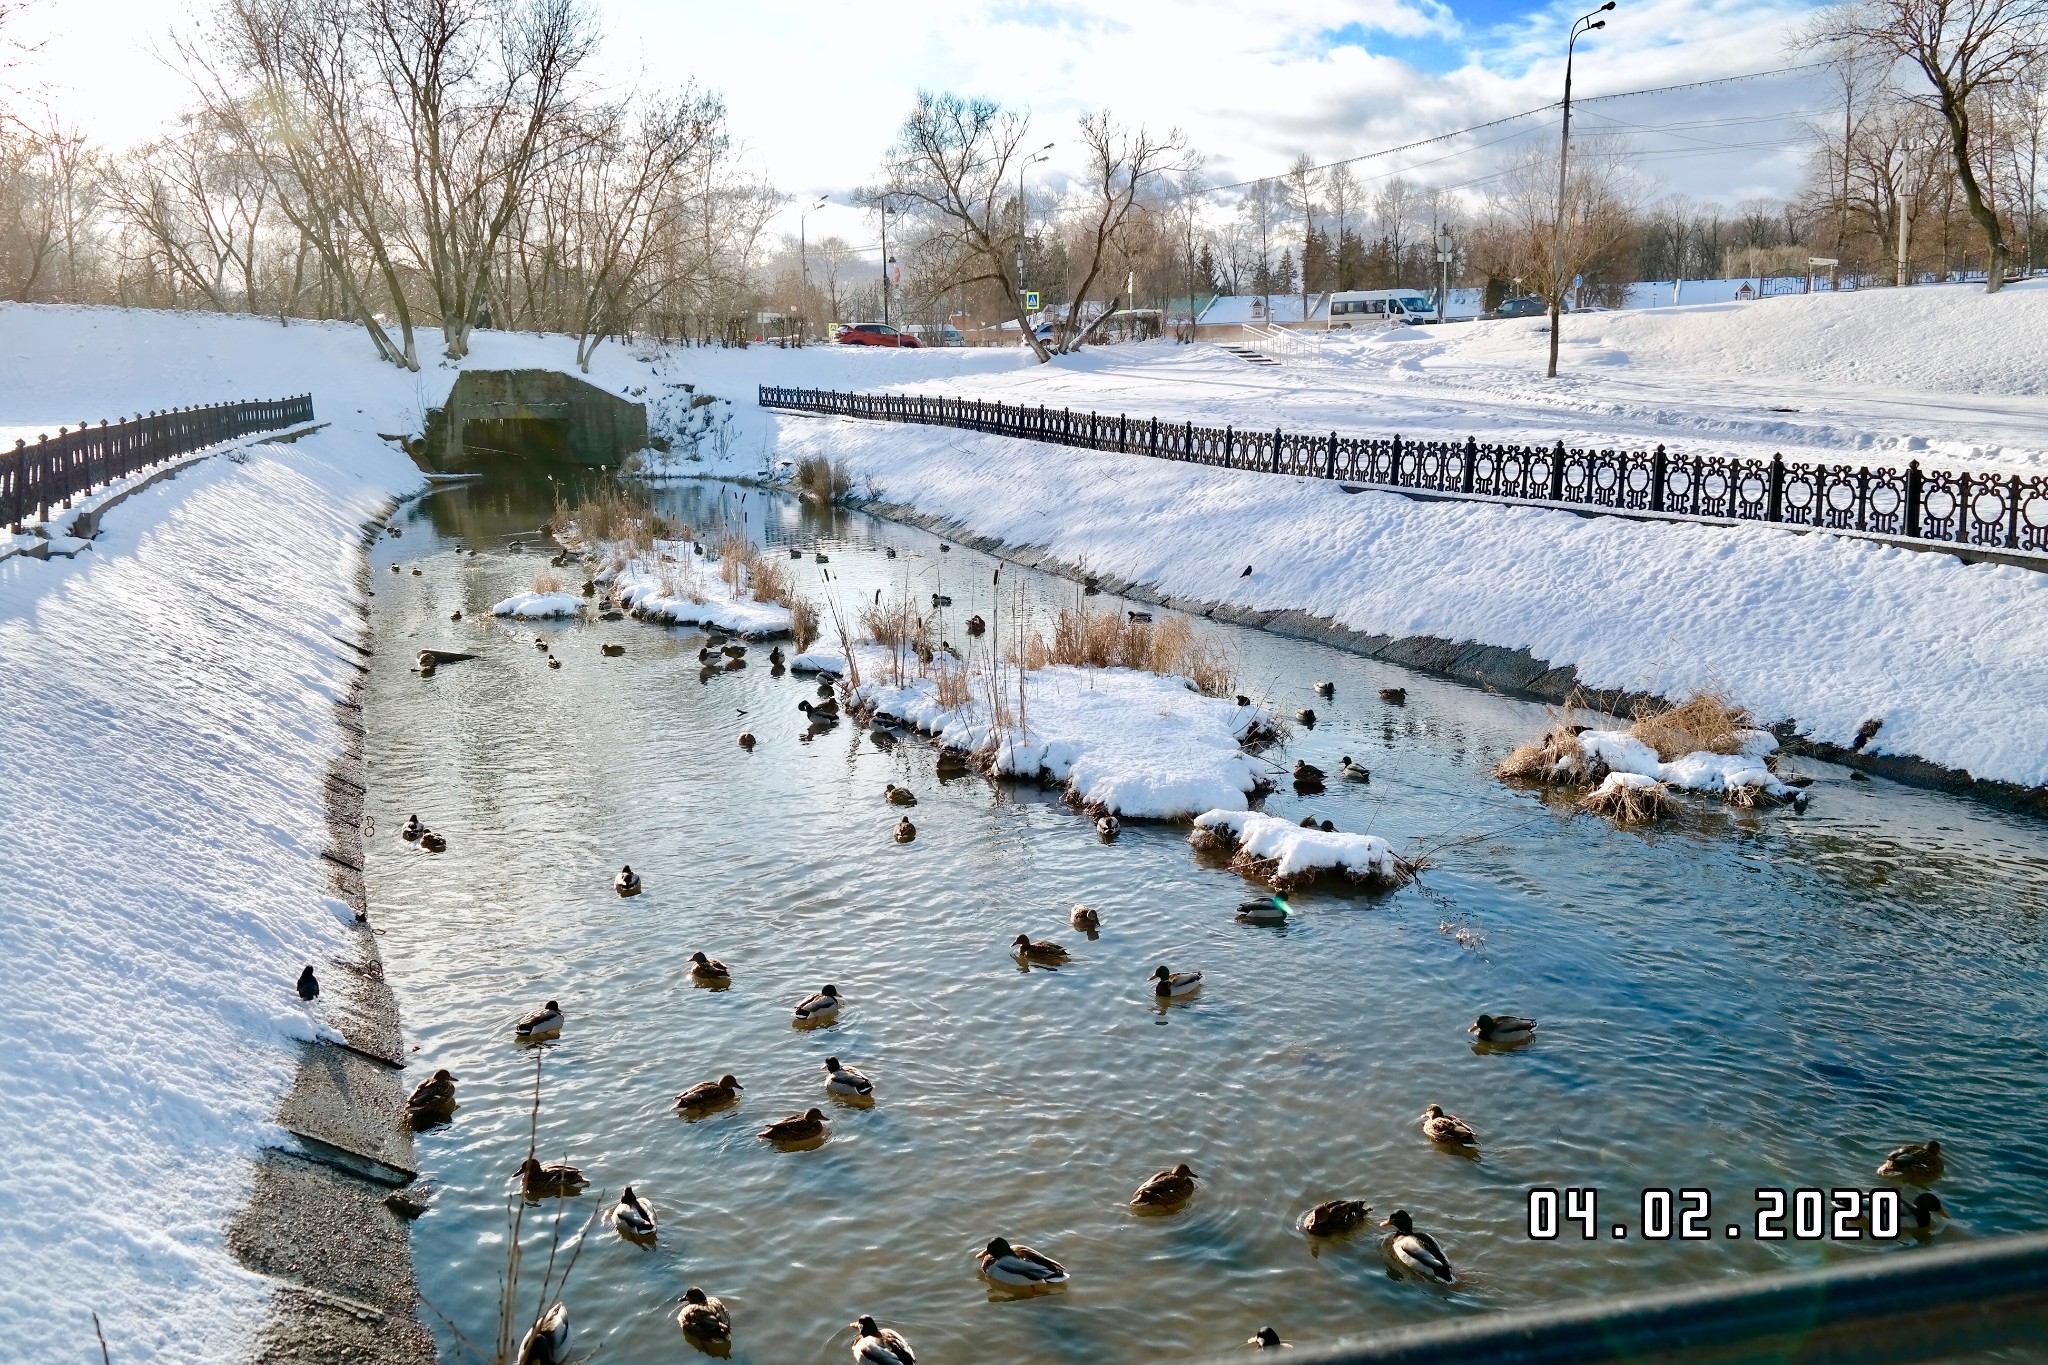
766 416 2048 790
833 644 1271 818
0 358 425 1352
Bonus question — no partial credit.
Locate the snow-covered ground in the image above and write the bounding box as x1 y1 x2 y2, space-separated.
5 280 2048 1351
596 539 794 637
834 643 1274 818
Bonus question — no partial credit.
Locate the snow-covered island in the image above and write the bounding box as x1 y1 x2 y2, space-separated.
548 497 802 639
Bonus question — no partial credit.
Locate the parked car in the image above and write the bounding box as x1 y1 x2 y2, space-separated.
1486 297 1548 319
837 323 922 348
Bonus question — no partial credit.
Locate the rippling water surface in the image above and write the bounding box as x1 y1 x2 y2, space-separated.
364 466 2048 1363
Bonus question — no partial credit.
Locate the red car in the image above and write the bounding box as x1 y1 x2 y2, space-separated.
836 322 922 348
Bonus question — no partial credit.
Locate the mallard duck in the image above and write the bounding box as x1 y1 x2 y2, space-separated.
1314 681 1334 698
673 1073 742 1112
517 1157 587 1197
1250 1326 1287 1349
1013 934 1070 964
1380 687 1407 705
515 1000 563 1038
1070 905 1101 931
296 965 320 1002
534 635 549 649
419 829 447 852
689 950 730 982
966 614 986 636
794 983 841 1022
931 593 953 607
601 643 625 657
1469 1013 1537 1044
1900 1191 1948 1233
722 642 747 659
769 646 786 667
976 1235 1068 1287
1152 965 1202 998
1097 815 1120 839
851 1315 915 1364
1292 760 1324 787
885 783 918 806
758 1107 827 1143
1296 708 1316 726
451 610 463 621
1877 1140 1944 1181
614 864 642 896
1381 1209 1455 1284
1131 1162 1199 1208
677 1287 731 1344
547 657 561 669
516 1301 568 1364
407 1069 457 1115
815 552 829 563
609 1185 657 1237
1237 897 1290 925
824 1056 873 1096
893 817 916 843
799 696 841 719
698 646 716 662
1340 757 1370 782
1300 1199 1373 1237
1421 1104 1478 1147
739 732 755 749
400 814 422 841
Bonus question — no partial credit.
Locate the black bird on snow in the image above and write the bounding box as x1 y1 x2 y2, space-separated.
297 965 320 1002
1241 565 1252 577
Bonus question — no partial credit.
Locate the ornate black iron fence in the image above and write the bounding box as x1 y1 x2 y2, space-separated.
6 395 316 534
758 385 2048 556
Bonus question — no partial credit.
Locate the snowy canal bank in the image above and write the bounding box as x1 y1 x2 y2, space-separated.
0 429 426 1358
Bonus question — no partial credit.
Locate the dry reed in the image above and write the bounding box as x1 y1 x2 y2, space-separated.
1629 692 1750 762
1010 607 1235 697
789 596 819 652
529 569 564 595
933 659 971 709
795 455 851 503
1580 774 1669 824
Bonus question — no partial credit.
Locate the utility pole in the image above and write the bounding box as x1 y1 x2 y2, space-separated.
798 195 828 343
1550 1 1614 379
1436 227 1454 323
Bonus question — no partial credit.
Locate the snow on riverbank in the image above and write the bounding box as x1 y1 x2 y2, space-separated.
761 414 2048 790
1190 809 1410 890
0 433 420 1359
838 644 1272 818
601 541 793 636
492 589 583 618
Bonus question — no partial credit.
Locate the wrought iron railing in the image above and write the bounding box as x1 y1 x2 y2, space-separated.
758 385 2048 557
5 395 316 534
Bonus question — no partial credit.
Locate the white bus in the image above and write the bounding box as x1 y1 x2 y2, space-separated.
1326 289 1436 326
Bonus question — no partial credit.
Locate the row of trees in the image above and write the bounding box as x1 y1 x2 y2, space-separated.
1 0 778 367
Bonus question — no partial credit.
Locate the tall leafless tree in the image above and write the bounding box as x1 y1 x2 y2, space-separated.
1055 109 1186 352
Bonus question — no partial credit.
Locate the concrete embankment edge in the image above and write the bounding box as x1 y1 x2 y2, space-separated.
856 494 2048 819
232 500 436 1364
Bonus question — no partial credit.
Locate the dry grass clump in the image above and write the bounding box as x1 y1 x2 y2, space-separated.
795 455 851 503
530 569 564 595
1580 773 1669 824
548 489 685 550
748 553 794 607
789 596 819 652
1630 693 1750 762
716 532 751 588
933 659 972 709
1495 720 1601 786
1012 607 1236 698
861 588 936 687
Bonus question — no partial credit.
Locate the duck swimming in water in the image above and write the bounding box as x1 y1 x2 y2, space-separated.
1469 1013 1537 1044
884 783 918 806
793 983 841 1022
673 1074 742 1113
614 864 641 896
677 1287 731 1346
1299 1199 1373 1237
515 1000 563 1039
418 829 447 852
893 817 916 843
823 1056 874 1097
400 814 423 841
850 1315 915 1364
1152 965 1202 998
1012 934 1070 964
1420 1103 1478 1147
976 1236 1068 1288
407 1069 457 1117
1877 1140 1944 1182
758 1107 827 1143
517 1158 587 1198
1340 757 1370 782
516 1301 568 1364
1381 1209 1455 1285
688 950 730 982
1070 905 1101 931
1130 1162 1199 1209
608 1185 657 1238
1097 815 1120 839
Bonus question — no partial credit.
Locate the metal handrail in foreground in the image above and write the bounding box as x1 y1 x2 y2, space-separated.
4 394 316 533
758 385 2048 562
1227 1229 2048 1365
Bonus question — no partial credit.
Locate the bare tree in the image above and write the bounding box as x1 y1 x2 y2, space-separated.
107 109 269 311
885 91 1051 362
1373 175 1417 286
1054 109 1186 352
1472 145 1638 370
1816 0 2048 291
1283 153 1319 323
1238 177 1280 314
1323 163 1360 289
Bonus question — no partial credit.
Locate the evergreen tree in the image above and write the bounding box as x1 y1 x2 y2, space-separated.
1303 227 1334 293
1273 249 1296 297
1337 228 1365 291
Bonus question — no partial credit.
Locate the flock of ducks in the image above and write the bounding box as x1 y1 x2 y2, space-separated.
364 536 1961 1362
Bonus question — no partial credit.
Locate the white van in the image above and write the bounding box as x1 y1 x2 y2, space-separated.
1326 289 1436 326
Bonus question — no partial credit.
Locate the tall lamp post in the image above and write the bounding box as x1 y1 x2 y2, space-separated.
1435 227 1455 324
1017 143 1053 303
798 195 827 343
1548 0 1614 379
879 202 895 327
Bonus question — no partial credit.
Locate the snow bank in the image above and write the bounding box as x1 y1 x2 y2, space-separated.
1190 809 1410 890
1580 727 1800 801
492 590 583 618
842 646 1271 818
602 546 792 637
789 647 845 674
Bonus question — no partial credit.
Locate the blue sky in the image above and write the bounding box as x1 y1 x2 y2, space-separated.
11 0 1830 244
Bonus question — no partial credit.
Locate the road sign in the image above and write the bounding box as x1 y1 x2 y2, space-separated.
1573 274 1583 289
1808 257 1840 267
1023 291 1041 310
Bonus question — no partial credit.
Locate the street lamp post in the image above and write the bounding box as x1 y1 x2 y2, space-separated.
1436 228 1455 324
879 202 894 328
798 195 828 343
1548 0 1614 379
1017 143 1053 302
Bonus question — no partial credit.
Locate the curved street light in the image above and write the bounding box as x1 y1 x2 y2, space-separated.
1548 0 1614 379
1018 142 1054 302
799 195 828 342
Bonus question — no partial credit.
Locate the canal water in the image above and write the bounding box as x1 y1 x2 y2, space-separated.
364 460 2048 1364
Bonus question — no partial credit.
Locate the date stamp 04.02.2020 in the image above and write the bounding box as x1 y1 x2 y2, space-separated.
1528 1187 1932 1242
